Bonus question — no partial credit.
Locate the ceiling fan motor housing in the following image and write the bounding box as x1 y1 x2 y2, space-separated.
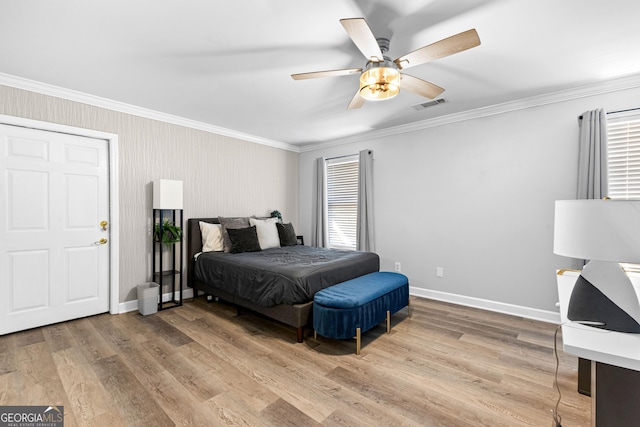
376 37 391 55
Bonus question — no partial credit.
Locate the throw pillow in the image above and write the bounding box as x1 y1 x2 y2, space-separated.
218 216 250 252
199 221 223 252
227 226 262 253
276 222 298 247
249 217 280 250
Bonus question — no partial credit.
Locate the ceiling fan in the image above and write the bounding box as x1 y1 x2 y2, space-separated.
291 18 481 109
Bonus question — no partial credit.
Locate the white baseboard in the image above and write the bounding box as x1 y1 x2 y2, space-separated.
118 288 194 314
410 286 561 324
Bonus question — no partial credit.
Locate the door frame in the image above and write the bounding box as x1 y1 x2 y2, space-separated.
0 114 120 314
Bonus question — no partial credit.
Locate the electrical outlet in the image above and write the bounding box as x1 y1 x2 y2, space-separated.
394 262 401 272
436 267 444 278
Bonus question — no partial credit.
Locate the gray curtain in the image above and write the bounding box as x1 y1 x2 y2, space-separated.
577 109 608 199
313 157 327 247
357 149 374 251
575 109 608 373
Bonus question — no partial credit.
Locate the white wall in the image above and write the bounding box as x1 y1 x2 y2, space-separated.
0 85 299 304
298 85 640 318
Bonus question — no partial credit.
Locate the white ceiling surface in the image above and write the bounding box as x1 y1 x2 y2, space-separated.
1 0 640 149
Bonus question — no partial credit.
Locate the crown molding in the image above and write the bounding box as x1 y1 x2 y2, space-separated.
0 72 300 153
5 71 640 154
300 73 640 152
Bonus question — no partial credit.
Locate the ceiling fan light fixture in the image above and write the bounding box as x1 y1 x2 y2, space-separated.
359 60 400 101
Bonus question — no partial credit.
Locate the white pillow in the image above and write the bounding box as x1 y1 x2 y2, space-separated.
249 217 280 250
199 221 224 252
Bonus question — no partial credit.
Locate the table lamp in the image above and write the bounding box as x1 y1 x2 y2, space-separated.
554 199 640 333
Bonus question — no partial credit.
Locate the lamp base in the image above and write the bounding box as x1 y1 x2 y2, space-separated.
568 274 640 333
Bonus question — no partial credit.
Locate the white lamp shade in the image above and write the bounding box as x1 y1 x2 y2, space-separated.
554 199 640 263
153 179 183 210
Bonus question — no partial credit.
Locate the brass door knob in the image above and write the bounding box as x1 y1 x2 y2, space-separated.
100 220 108 231
97 238 108 245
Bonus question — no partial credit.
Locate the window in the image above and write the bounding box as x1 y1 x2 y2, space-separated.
325 155 358 250
608 112 640 199
607 112 640 271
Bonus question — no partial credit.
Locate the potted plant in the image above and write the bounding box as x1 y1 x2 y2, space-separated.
270 210 282 222
154 219 183 244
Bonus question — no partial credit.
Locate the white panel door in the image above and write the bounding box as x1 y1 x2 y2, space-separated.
0 124 110 335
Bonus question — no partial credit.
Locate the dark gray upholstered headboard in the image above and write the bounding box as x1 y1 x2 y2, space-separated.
186 218 219 288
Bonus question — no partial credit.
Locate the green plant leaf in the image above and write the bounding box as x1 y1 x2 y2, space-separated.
154 219 183 244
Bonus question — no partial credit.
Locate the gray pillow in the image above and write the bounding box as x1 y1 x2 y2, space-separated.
227 226 261 253
218 216 250 252
276 222 298 247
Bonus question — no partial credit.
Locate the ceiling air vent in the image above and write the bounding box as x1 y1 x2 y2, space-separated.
411 98 447 111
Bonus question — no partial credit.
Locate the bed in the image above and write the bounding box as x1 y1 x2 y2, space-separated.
187 217 380 342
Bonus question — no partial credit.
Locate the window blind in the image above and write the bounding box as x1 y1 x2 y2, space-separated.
326 155 358 250
608 113 640 272
608 116 640 200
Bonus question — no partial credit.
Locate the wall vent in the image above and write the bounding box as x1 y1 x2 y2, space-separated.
412 98 447 111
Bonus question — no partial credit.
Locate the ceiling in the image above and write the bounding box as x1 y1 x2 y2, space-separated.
1 0 640 150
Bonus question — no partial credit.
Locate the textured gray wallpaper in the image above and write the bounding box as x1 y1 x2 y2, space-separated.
0 85 299 303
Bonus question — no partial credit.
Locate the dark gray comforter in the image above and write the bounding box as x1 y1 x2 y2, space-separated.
193 245 380 307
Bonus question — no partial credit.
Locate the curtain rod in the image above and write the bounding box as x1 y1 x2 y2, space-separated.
578 107 640 120
326 153 357 161
608 107 640 115
326 150 372 161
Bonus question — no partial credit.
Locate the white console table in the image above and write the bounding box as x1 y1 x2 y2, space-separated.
557 270 640 426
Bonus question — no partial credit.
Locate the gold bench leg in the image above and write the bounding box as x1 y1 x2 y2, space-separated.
314 330 317 340
356 328 361 355
386 310 391 333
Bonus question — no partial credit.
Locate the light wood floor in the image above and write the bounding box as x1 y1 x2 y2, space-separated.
0 296 590 426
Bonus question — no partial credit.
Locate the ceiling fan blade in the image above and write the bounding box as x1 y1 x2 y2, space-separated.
340 18 384 61
394 29 480 70
347 90 365 109
291 68 361 80
400 74 444 99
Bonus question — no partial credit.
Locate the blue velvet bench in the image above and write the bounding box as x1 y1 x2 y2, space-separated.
313 272 410 354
